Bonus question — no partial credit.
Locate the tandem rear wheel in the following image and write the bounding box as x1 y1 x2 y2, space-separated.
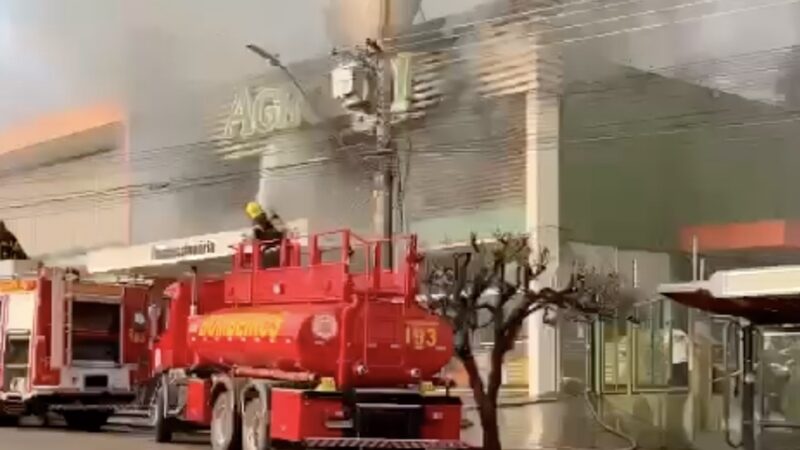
211 389 242 450
153 380 176 443
242 394 269 450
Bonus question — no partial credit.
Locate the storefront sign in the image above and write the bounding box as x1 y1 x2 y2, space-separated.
150 240 216 261
87 221 307 275
223 86 305 139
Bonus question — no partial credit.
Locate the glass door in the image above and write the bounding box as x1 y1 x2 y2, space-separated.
2 332 30 392
758 329 800 449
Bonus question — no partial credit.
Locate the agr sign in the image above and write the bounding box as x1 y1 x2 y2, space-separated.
222 86 307 139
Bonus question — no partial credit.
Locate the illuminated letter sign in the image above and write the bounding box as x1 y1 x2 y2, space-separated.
223 86 305 139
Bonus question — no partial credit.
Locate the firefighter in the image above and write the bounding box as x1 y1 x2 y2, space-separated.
0 220 27 260
245 202 285 268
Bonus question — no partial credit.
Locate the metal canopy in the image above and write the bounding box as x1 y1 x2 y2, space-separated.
659 266 800 324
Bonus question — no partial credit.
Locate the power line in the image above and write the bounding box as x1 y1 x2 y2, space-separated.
0 75 792 195
389 0 734 51
5 5 800 221
5 5 799 191
6 104 800 217
4 93 800 209
435 0 800 68
388 0 656 47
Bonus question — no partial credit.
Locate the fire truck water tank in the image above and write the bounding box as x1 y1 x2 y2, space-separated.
185 302 453 387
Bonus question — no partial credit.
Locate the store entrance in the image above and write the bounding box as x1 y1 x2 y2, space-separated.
662 269 800 450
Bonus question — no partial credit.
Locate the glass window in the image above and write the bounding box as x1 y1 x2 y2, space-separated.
602 315 629 392
669 303 690 388
4 334 30 365
634 299 689 389
710 320 726 395
72 301 120 334
561 319 590 385
635 300 668 388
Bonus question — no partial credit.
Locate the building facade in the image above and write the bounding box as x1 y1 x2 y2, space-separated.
0 104 130 258
6 2 800 448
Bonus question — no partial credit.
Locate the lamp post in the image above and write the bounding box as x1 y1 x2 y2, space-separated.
246 44 347 150
245 44 317 118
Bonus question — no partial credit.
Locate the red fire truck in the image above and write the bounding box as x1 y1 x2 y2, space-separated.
0 261 151 430
147 230 465 450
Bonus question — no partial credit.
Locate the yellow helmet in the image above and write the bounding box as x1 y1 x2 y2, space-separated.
245 201 264 220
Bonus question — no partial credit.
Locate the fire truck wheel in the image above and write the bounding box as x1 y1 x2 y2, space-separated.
63 411 111 432
211 389 242 450
154 383 174 443
242 395 268 450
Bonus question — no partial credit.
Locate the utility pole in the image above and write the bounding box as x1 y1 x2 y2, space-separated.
332 37 396 269
377 0 395 270
372 39 395 269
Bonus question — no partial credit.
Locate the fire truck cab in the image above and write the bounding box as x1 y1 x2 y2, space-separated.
0 260 150 430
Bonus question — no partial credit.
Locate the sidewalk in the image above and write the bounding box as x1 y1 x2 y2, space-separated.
108 390 637 449
461 393 637 450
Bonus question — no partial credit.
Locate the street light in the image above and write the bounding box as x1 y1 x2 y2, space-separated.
245 44 315 118
246 44 344 147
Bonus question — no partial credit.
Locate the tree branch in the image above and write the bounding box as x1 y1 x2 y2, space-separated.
475 303 497 314
486 340 505 403
470 233 481 254
502 283 574 336
459 352 488 410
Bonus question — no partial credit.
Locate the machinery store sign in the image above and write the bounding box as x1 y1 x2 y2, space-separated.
221 53 418 141
151 240 216 261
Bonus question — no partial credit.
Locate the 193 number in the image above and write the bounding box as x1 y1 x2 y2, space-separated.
407 325 437 350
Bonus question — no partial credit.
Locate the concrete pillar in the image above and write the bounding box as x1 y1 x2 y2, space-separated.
526 91 561 398
509 0 565 400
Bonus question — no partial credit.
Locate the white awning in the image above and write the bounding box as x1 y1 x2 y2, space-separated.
660 265 800 299
85 219 307 278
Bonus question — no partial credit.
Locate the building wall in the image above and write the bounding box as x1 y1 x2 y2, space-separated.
561 68 800 253
119 0 511 246
126 44 529 248
559 71 800 449
0 105 129 258
403 93 527 246
3 148 129 257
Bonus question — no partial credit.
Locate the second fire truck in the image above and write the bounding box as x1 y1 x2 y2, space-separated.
0 260 151 430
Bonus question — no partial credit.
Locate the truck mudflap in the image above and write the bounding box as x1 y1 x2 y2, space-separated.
303 438 471 449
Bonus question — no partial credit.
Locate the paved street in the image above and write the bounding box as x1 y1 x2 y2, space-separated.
0 424 207 450
462 398 634 450
0 396 634 450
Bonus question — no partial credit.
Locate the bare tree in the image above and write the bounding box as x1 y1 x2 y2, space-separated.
421 232 623 450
